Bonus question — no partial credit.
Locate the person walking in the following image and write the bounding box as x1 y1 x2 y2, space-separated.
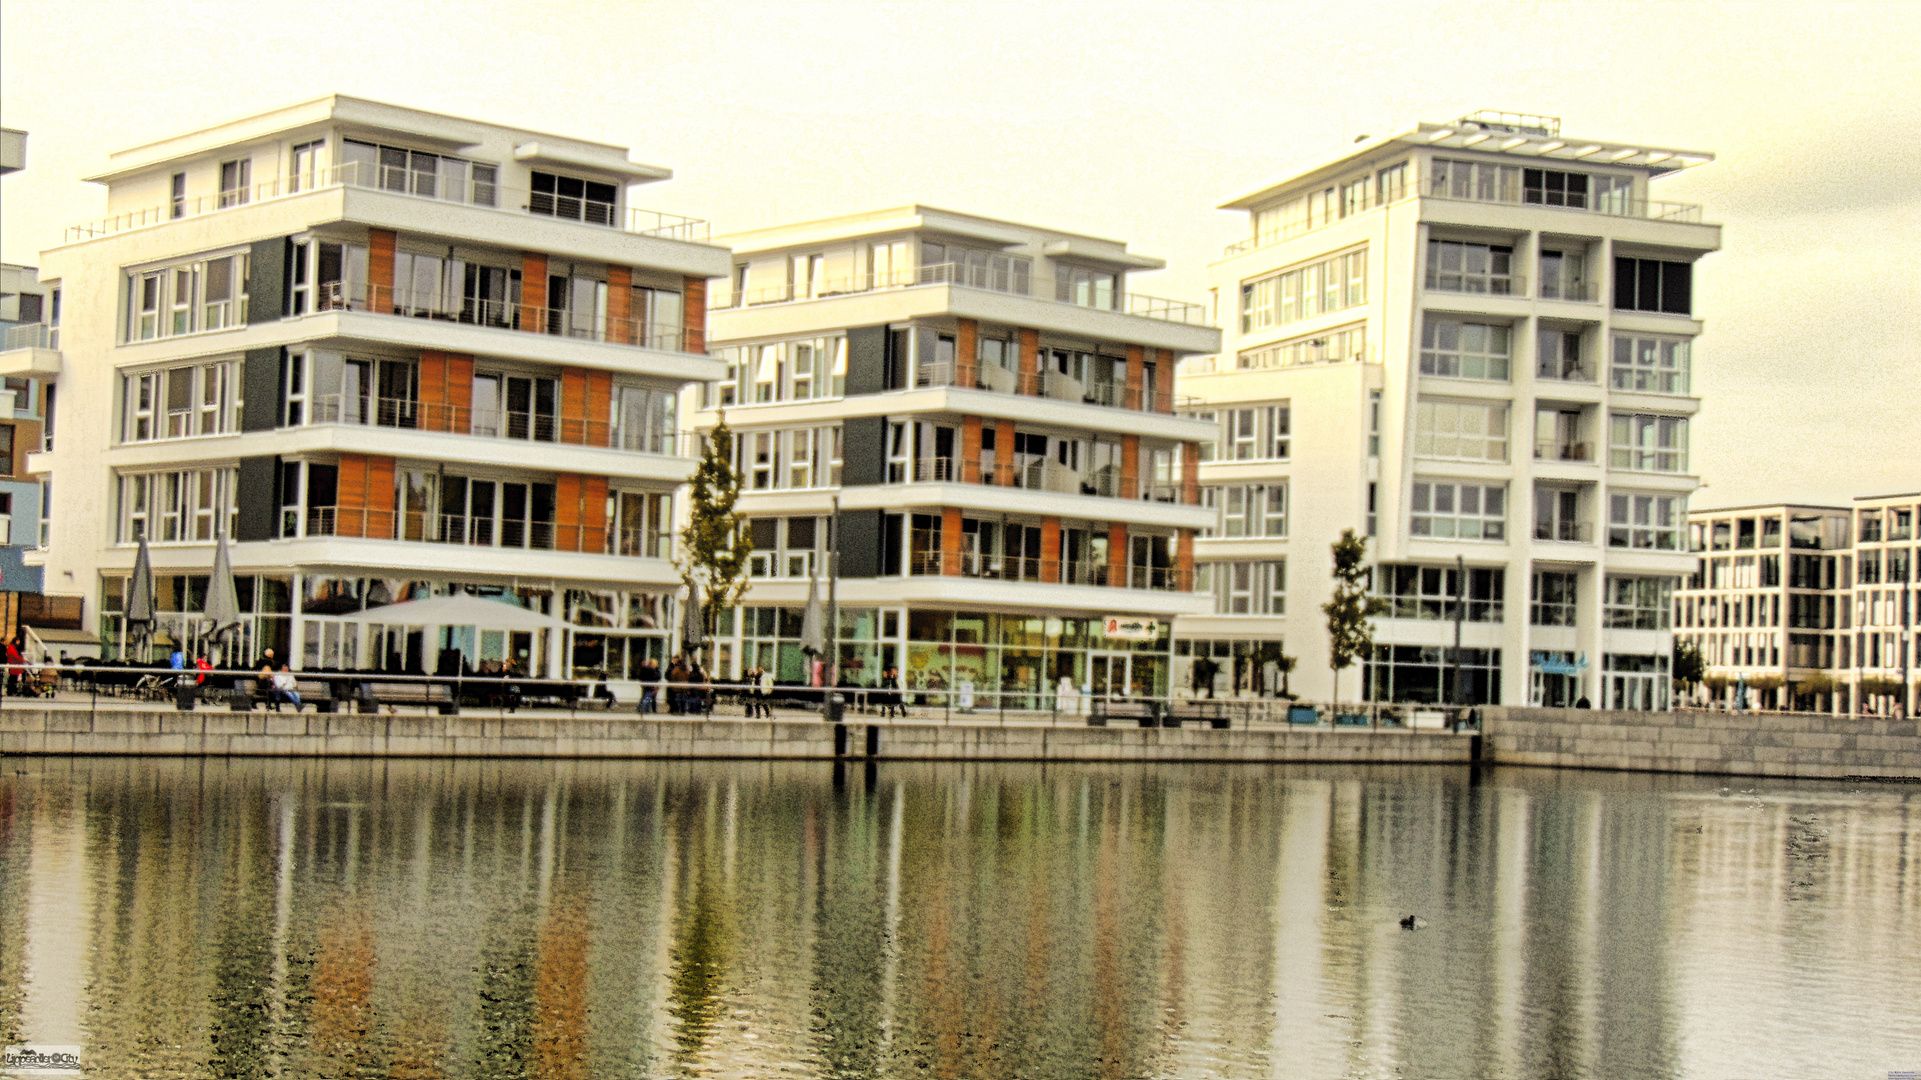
880 665 904 719
638 656 661 714
749 664 774 718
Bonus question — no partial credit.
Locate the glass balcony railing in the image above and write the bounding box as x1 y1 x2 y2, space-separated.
717 261 1209 326
2 323 57 350
293 507 672 559
66 162 710 244
1534 520 1594 543
305 394 695 456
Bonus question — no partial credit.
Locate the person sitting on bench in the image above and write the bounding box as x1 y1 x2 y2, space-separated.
271 665 302 712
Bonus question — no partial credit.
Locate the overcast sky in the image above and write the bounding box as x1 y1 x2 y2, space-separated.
3 0 1915 508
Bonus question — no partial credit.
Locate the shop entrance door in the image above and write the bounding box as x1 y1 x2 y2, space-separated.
1089 652 1132 700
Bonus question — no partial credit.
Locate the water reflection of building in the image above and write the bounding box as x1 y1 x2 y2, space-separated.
4 760 1918 1076
697 208 1220 702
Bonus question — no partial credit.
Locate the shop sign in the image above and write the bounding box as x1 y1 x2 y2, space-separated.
1102 616 1161 642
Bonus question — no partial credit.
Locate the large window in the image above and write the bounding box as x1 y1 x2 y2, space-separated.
1609 414 1689 472
1419 318 1510 381
117 468 235 543
611 385 680 455
1530 570 1579 626
1613 257 1692 315
1414 399 1509 462
1198 559 1286 615
121 361 238 442
1239 247 1366 334
1429 158 1632 216
922 241 1032 296
713 336 848 407
1377 564 1505 622
734 426 843 491
1425 239 1515 294
1429 159 1520 203
1611 334 1692 395
1215 484 1287 538
126 252 250 341
1236 324 1366 370
1410 481 1506 541
530 171 619 226
748 516 829 579
1056 266 1119 310
1222 405 1290 460
1368 645 1501 705
340 140 498 207
1604 653 1669 710
1604 577 1673 630
1607 492 1685 550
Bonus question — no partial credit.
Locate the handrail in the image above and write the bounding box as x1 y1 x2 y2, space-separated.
717 260 1211 326
64 161 710 244
304 394 696 456
2 323 57 350
262 507 674 559
316 282 693 354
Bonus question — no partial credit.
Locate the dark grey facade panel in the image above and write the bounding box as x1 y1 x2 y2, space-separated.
844 325 886 396
840 415 886 487
837 508 882 579
234 456 279 543
241 348 282 432
248 238 289 324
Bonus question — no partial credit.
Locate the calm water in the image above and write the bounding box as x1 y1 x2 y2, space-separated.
0 758 1916 1079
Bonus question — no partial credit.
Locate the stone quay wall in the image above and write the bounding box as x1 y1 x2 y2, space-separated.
0 707 1475 765
1481 706 1921 780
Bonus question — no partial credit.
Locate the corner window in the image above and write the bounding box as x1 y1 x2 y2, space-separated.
1613 257 1692 315
1419 318 1510 381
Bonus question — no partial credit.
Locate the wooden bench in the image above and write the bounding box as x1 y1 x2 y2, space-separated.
227 677 343 713
360 681 459 715
1089 698 1162 727
1167 699 1231 729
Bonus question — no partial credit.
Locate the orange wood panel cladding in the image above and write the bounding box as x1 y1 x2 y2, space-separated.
682 276 707 353
417 351 474 433
554 474 609 553
335 453 396 539
1107 522 1129 587
368 229 396 308
606 267 634 345
559 368 612 446
519 253 548 331
1041 516 1063 584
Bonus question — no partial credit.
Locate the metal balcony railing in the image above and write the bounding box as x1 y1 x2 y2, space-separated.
1425 271 1526 297
304 394 694 455
1536 357 1597 383
1533 440 1593 463
64 162 710 244
1534 520 1594 543
317 283 690 353
291 507 671 558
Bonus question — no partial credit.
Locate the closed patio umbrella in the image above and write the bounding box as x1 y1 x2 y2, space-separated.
798 573 826 686
203 530 241 662
126 535 155 661
681 580 706 657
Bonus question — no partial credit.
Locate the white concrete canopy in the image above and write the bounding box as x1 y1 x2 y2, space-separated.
341 594 570 632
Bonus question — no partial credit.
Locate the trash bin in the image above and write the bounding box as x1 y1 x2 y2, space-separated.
823 692 845 723
173 679 197 711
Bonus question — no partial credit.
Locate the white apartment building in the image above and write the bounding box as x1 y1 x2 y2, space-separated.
1178 111 1718 708
698 207 1220 702
21 96 729 678
1676 494 1918 713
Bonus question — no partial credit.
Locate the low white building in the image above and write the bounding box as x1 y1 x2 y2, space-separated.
23 96 730 678
1177 111 1719 709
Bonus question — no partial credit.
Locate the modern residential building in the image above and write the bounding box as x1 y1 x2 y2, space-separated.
697 206 1220 702
22 96 729 678
1676 494 1918 713
1179 111 1718 708
1 126 57 629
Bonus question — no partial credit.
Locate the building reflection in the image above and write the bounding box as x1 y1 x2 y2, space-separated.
0 760 1915 1077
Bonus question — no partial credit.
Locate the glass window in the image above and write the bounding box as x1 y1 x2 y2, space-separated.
1376 564 1505 622
1410 481 1506 541
1603 577 1673 630
1610 334 1692 394
1425 240 1515 294
1419 318 1511 381
1607 492 1684 550
1608 413 1689 472
1530 570 1579 626
1239 248 1365 333
1414 399 1508 462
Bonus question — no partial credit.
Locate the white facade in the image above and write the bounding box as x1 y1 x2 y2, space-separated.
697 206 1220 702
24 96 729 678
1178 111 1718 708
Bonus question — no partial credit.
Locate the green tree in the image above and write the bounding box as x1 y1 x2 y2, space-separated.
677 412 754 659
1321 529 1387 703
1671 638 1706 695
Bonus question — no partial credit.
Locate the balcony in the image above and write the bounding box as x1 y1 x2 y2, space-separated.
1425 271 1526 298
717 261 1209 327
1533 439 1594 463
297 507 671 560
901 456 1175 504
307 394 697 457
1538 279 1601 303
1536 356 1597 384
320 282 692 354
2 323 58 350
917 360 1145 414
1534 520 1594 544
66 161 709 244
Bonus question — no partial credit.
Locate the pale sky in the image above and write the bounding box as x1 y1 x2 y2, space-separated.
3 0 1916 508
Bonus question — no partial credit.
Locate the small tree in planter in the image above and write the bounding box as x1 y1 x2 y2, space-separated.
1745 674 1784 710
677 412 754 668
1792 671 1835 712
1672 639 1706 702
1702 673 1730 707
1860 676 1905 715
1322 530 1388 705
